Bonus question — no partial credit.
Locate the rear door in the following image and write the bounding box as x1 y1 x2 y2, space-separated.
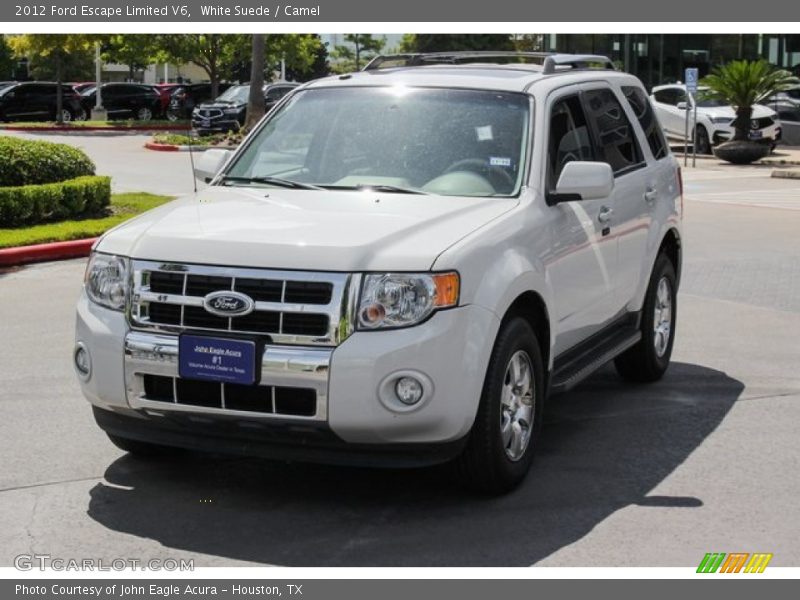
594 84 665 312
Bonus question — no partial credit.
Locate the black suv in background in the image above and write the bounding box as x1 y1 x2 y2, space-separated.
192 82 299 134
80 83 162 121
166 83 232 121
0 82 84 122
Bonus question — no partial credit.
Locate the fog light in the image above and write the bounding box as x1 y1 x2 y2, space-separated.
74 342 91 380
395 376 423 405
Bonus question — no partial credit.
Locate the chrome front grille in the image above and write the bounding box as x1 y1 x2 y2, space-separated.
129 260 356 347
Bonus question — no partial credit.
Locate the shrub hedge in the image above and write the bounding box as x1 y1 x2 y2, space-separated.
0 136 96 187
0 176 111 227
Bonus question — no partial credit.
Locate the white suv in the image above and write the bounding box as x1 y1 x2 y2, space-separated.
75 53 683 494
651 84 781 153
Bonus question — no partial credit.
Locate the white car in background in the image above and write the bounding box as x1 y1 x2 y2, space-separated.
651 84 781 154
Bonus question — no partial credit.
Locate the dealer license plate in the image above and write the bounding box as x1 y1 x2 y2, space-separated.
178 335 257 385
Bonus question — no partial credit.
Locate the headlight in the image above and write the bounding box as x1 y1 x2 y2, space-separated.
223 108 240 114
710 116 731 124
358 272 459 330
85 252 129 311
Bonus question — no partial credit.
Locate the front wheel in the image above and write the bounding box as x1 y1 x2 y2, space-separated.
615 253 677 382
453 317 544 494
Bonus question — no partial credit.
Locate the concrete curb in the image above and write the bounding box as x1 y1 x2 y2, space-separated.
1 124 190 133
144 141 213 152
0 238 96 267
771 169 800 179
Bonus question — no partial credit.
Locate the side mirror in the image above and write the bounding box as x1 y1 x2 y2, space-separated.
677 101 688 110
194 148 232 183
550 161 614 204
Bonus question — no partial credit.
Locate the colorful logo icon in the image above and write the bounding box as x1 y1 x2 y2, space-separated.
697 553 773 573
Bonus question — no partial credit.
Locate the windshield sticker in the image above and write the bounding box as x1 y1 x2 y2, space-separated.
490 157 512 167
476 125 494 141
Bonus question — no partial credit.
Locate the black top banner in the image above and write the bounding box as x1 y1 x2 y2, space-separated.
4 0 800 22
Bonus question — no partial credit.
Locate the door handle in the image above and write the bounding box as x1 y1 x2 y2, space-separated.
645 187 658 203
598 206 613 224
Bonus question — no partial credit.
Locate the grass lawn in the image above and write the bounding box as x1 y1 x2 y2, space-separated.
0 192 174 249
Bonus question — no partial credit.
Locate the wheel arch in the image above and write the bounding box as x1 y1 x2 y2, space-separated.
658 226 682 287
498 290 552 385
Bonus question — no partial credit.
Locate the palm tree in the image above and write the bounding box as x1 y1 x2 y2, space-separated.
703 59 797 142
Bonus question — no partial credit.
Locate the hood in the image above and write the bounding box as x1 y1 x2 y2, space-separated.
699 103 776 120
97 186 518 271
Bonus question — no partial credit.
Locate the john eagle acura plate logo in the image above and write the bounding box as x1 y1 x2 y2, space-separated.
203 290 255 317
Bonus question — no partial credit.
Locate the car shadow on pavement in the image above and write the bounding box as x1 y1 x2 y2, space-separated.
86 361 743 566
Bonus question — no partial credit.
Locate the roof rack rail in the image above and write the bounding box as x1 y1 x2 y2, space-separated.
362 51 615 74
541 54 615 74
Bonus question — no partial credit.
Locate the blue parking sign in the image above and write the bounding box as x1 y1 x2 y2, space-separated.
685 67 699 95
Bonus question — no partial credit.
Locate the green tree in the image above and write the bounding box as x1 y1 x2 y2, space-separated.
157 34 250 97
702 59 797 141
0 36 15 80
102 35 158 81
407 34 514 53
333 34 385 71
7 35 96 122
285 35 330 82
244 34 323 131
269 34 324 81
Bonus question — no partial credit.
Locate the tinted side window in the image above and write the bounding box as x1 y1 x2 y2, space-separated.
269 87 295 101
584 88 644 175
623 86 669 160
548 94 596 186
653 89 677 105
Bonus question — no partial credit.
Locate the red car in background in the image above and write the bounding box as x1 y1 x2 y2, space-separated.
153 83 182 114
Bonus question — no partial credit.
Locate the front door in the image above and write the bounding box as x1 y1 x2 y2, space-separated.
544 89 618 355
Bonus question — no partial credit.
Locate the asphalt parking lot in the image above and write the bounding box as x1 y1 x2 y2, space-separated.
0 155 799 567
2 131 200 196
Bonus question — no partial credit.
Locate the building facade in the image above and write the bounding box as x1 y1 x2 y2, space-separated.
546 34 800 90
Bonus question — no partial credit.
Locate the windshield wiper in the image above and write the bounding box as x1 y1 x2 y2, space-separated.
322 184 429 195
219 175 325 191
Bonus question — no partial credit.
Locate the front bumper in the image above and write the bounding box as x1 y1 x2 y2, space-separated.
711 122 781 145
191 115 241 134
75 290 499 456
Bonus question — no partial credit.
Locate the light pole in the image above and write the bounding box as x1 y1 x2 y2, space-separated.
90 42 107 121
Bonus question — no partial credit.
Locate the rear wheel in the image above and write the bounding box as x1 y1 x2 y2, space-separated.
136 107 153 121
453 317 544 494
166 108 180 122
106 433 175 458
614 253 677 382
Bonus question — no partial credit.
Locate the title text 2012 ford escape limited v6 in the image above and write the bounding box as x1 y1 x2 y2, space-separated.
74 52 683 494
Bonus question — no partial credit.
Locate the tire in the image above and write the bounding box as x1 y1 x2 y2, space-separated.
453 317 545 495
136 107 153 121
56 108 72 123
694 125 711 155
106 433 175 458
166 108 180 122
614 253 677 383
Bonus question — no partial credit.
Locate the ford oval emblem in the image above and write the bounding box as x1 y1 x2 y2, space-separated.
202 290 255 317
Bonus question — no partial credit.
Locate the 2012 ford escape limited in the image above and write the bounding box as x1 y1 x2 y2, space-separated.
75 52 683 493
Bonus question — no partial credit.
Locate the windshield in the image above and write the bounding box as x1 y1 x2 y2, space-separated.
694 89 726 108
225 87 530 197
216 85 250 104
